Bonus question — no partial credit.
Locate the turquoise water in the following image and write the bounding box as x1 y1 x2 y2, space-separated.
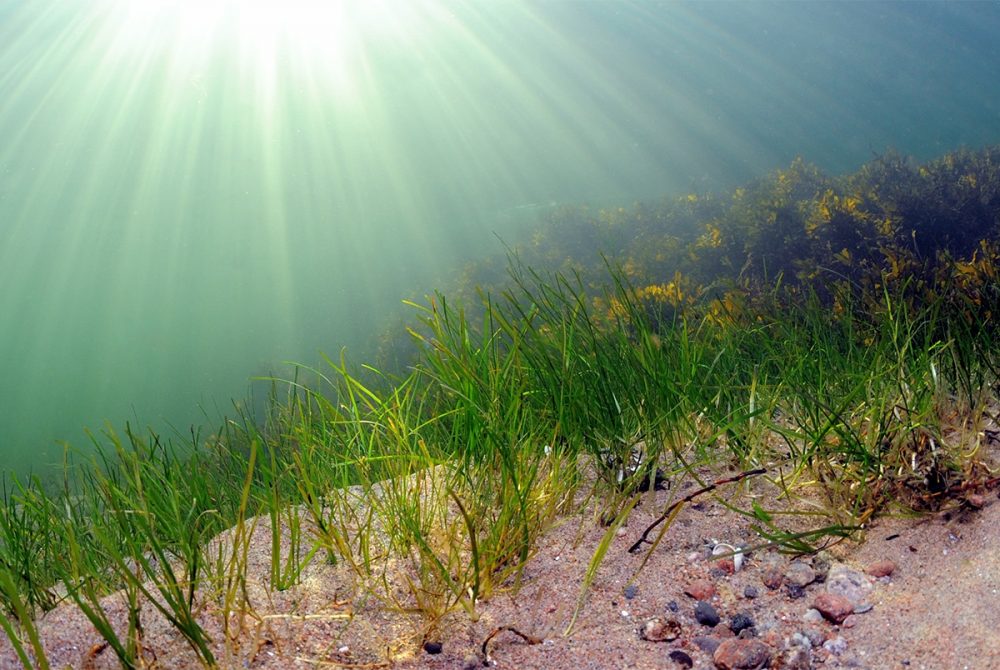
2 1 999 474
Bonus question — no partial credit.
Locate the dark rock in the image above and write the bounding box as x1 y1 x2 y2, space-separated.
743 585 759 599
669 649 694 668
813 592 854 624
695 600 721 627
684 579 717 601
785 583 806 599
624 584 639 600
713 638 772 669
668 600 680 613
423 641 443 655
729 613 755 635
640 617 682 642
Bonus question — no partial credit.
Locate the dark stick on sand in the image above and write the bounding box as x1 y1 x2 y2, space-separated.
628 468 767 554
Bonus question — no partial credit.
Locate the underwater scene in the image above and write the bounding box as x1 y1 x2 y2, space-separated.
3 1 1000 668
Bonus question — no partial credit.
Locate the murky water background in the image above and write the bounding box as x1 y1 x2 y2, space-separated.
2 1 999 474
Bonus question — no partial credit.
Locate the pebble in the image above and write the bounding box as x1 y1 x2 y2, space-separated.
802 608 824 623
842 614 857 628
825 564 873 604
624 584 639 600
966 493 985 508
729 613 755 635
800 627 827 648
853 602 873 614
866 560 896 578
823 635 848 655
776 645 812 670
685 579 717 601
668 600 680 613
640 617 682 642
713 638 772 670
786 561 817 587
744 585 759 599
695 600 721 627
423 642 443 655
668 649 694 668
786 583 806 599
694 636 722 654
762 567 784 590
813 592 854 624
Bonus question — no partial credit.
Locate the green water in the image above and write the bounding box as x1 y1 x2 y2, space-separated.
2 1 999 474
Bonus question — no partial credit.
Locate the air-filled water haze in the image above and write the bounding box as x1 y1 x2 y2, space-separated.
2 1 999 474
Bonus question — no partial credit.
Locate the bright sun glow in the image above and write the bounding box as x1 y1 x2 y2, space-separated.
108 0 424 95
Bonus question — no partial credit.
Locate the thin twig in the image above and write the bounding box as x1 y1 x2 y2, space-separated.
481 625 543 665
628 468 766 554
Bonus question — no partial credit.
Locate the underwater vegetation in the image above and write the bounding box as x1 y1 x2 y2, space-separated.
3 146 1000 667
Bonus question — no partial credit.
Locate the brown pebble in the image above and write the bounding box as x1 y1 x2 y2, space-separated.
966 493 986 508
762 567 784 590
640 617 682 642
684 579 717 601
715 557 736 574
713 638 772 669
813 592 854 624
866 560 896 578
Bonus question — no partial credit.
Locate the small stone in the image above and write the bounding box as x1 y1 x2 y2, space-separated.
865 560 896 578
624 584 639 600
685 579 717 601
785 561 817 587
775 645 812 670
812 554 832 583
669 649 694 668
715 558 737 574
802 608 825 623
694 636 722 654
713 638 772 669
762 567 784 590
695 600 721 627
785 583 806 599
823 635 848 655
640 617 682 642
825 564 873 605
966 493 985 508
800 627 827 648
813 593 854 624
729 613 755 635
853 602 873 614
744 585 759 599
423 641 443 655
668 600 680 613
842 614 857 628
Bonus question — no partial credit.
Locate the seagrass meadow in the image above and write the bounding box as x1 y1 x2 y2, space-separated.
3 145 1000 668
4 1 1000 667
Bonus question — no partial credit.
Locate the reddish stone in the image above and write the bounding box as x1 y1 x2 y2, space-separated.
715 557 736 574
684 578 717 600
761 567 784 590
813 592 853 624
713 638 772 669
866 560 896 578
966 493 986 508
